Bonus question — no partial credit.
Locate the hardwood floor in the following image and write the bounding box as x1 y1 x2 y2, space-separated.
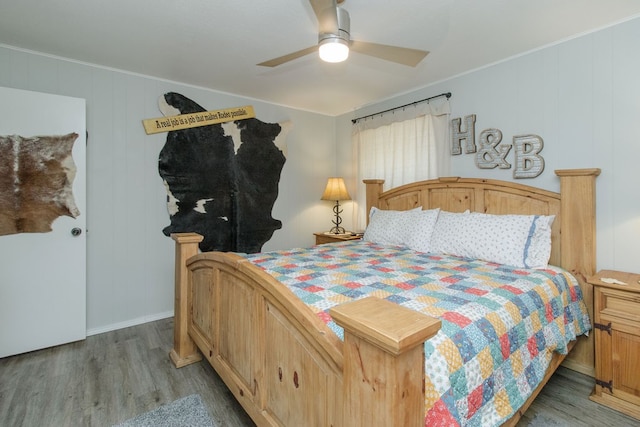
516 366 639 427
0 318 253 427
1 317 638 427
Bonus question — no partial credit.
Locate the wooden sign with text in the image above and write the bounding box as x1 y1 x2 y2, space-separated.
142 105 255 134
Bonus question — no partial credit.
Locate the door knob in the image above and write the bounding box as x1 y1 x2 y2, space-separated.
71 227 82 237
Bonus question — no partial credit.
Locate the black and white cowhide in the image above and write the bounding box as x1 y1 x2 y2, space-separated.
0 133 79 236
158 92 289 253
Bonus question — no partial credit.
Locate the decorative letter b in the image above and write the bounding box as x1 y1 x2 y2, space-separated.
513 135 544 179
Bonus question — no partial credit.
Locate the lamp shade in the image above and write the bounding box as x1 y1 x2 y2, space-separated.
321 177 351 201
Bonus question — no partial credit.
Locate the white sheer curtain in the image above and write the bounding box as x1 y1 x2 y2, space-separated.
352 100 450 230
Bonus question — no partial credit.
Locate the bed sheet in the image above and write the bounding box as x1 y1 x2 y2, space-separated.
245 240 591 427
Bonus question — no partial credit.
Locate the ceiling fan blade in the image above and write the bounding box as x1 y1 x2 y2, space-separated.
309 0 339 34
350 40 429 67
257 45 318 67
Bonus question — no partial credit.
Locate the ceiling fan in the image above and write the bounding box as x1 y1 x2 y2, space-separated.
257 0 429 67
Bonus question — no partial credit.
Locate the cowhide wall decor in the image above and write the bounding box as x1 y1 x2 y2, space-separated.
0 133 80 236
158 92 290 253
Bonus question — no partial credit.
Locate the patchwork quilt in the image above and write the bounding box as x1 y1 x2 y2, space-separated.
245 241 591 427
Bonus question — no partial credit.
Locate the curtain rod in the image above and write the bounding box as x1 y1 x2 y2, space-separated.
351 92 452 124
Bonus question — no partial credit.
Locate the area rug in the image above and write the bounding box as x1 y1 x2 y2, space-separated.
114 394 214 427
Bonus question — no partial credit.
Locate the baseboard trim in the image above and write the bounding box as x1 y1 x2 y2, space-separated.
87 310 174 336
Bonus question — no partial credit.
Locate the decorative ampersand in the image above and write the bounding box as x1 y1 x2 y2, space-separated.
475 128 512 169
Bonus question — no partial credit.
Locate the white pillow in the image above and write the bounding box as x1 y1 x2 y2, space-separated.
363 207 422 246
406 209 441 253
522 214 555 268
430 210 470 256
430 211 554 269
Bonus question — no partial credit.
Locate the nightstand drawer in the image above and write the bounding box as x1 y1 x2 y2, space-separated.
599 287 640 323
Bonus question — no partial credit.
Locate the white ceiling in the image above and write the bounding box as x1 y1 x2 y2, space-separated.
2 0 640 116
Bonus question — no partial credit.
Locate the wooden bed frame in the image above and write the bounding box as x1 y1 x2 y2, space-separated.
170 168 600 427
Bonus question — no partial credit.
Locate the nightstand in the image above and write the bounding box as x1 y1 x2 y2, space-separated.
314 232 362 245
588 269 640 420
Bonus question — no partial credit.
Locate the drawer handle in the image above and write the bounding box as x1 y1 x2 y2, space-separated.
594 322 612 335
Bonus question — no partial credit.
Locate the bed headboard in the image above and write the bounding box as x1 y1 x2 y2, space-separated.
364 168 601 375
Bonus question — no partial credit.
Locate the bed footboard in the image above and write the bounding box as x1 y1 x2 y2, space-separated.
331 297 441 426
170 233 442 426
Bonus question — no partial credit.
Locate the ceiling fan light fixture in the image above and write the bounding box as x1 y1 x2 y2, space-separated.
257 1 427 68
319 37 349 63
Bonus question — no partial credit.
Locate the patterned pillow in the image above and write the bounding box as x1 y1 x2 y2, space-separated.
406 209 441 253
522 214 555 268
430 211 555 269
430 210 470 255
363 207 423 246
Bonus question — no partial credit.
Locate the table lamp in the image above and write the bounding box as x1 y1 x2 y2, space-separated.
321 177 351 234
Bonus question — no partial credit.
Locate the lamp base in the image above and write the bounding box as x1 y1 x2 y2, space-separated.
329 200 346 235
325 229 349 235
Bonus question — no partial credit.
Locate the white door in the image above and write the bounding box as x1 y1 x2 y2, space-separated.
0 87 86 358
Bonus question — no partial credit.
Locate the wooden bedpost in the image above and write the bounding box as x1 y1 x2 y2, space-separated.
364 179 385 225
555 168 601 376
331 297 441 427
169 232 204 368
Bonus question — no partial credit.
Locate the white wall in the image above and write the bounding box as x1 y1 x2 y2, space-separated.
0 46 337 334
337 17 640 274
